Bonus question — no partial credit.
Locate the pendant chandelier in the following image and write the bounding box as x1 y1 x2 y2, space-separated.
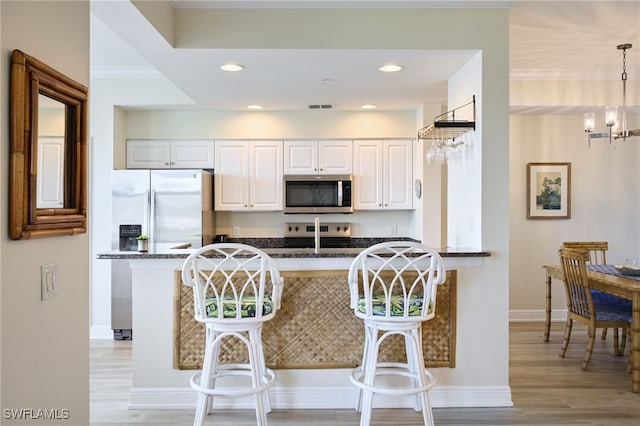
584 43 640 146
418 95 476 163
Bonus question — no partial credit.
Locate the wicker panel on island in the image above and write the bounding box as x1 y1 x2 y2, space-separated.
174 270 457 370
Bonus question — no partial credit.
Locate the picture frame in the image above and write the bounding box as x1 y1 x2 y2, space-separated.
527 162 571 219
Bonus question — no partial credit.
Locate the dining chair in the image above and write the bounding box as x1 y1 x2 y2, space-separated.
348 241 446 426
558 247 632 370
561 241 613 339
181 243 284 426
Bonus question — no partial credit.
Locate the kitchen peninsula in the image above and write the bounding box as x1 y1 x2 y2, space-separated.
97 242 491 410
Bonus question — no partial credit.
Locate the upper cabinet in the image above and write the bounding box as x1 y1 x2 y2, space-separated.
215 140 283 211
353 139 413 210
126 139 214 169
284 139 353 175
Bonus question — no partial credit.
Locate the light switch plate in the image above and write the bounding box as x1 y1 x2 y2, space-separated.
41 263 59 301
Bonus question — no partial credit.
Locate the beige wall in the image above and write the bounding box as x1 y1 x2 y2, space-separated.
122 109 418 141
509 112 640 318
1 2 90 424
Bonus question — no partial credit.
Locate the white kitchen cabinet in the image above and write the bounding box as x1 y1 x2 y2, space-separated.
126 139 214 169
284 139 352 175
353 139 413 210
214 140 283 211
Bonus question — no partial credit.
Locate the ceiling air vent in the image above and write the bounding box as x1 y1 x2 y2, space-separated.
308 104 334 110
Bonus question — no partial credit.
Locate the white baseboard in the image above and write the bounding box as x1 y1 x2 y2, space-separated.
509 309 567 323
128 385 513 410
90 325 114 340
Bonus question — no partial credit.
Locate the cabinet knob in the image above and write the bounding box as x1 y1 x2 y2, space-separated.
164 162 169 165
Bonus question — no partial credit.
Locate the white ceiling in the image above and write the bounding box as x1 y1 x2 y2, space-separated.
90 0 640 112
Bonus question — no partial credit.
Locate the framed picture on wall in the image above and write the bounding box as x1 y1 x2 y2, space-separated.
527 162 571 219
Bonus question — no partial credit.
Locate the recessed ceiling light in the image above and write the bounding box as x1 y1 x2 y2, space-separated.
361 104 377 109
378 64 403 73
220 63 244 72
247 104 263 110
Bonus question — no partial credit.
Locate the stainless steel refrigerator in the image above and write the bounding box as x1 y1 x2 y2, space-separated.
111 169 214 339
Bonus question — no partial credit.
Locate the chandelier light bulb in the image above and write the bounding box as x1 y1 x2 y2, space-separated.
584 112 595 132
605 105 618 127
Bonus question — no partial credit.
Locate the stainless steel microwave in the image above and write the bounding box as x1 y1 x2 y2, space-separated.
284 174 353 214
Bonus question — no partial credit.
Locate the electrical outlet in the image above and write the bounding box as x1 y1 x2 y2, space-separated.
41 263 60 301
232 225 240 236
390 224 398 235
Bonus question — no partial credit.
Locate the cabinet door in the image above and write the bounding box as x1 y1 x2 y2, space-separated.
353 140 383 210
249 141 283 210
284 140 317 174
214 141 249 211
383 140 413 210
318 139 353 174
170 140 214 169
37 136 64 208
126 140 171 169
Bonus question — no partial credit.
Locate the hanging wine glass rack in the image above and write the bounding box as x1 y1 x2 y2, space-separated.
417 95 476 141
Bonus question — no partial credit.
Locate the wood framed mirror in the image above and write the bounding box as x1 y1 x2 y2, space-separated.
9 49 88 240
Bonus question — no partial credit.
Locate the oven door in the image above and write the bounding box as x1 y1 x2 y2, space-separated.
284 175 353 214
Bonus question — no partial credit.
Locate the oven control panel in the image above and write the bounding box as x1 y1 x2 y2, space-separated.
284 222 351 238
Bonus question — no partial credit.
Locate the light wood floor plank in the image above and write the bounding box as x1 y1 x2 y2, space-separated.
91 322 640 425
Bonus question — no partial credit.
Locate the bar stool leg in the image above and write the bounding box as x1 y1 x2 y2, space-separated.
360 324 380 426
405 332 421 412
253 327 272 413
194 328 218 426
408 328 434 426
248 327 269 426
206 329 221 415
355 325 374 412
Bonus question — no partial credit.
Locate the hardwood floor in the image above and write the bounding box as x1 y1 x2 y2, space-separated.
90 322 640 425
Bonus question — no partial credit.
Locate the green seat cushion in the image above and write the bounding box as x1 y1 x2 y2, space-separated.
357 294 427 317
204 295 273 318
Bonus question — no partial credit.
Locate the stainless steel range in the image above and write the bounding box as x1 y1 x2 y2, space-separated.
284 221 351 248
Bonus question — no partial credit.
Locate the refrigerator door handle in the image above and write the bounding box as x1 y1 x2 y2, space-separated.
143 189 150 237
149 189 156 243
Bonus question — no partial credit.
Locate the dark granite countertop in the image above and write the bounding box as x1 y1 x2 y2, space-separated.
96 238 490 260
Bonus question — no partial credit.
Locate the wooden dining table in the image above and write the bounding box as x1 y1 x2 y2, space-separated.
543 264 640 393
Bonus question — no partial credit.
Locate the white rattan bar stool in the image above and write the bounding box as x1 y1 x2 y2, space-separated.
348 241 446 426
181 243 283 426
